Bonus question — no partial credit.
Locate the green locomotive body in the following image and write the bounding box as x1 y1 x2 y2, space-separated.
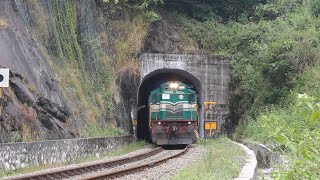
148 81 199 145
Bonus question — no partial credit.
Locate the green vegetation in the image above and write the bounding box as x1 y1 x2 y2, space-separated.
159 0 320 179
172 137 246 180
21 0 154 139
49 2 152 137
0 141 147 178
12 1 320 177
49 0 116 137
176 1 320 120
0 163 61 178
111 15 150 74
240 63 320 178
103 140 147 157
103 0 164 22
164 0 265 21
81 123 125 137
242 94 320 179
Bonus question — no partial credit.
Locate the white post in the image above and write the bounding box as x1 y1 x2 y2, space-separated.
0 88 2 117
0 68 10 118
199 95 204 138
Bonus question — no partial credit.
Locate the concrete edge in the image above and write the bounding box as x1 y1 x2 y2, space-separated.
240 139 285 172
232 141 258 180
0 134 133 146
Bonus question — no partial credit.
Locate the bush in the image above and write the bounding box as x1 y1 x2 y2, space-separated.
175 1 320 178
242 93 320 179
178 1 320 121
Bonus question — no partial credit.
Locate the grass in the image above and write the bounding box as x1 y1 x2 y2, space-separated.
0 141 147 178
172 137 246 180
104 140 147 157
0 163 62 178
112 15 150 75
21 124 41 142
81 123 126 138
20 2 152 139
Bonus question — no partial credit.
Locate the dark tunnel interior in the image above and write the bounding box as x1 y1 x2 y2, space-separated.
137 69 202 140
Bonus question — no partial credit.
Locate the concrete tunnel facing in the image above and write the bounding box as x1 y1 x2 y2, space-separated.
136 53 231 140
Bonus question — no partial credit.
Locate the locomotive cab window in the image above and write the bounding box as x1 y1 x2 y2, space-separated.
152 94 157 104
188 94 195 103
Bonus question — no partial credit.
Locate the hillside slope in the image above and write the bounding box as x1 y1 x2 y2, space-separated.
0 0 197 142
0 0 76 142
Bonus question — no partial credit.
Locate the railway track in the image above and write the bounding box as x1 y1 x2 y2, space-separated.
9 147 163 180
81 147 188 180
9 146 187 180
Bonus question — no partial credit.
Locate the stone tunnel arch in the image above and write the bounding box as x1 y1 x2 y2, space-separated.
136 69 203 140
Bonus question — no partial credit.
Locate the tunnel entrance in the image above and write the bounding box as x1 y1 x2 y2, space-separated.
137 69 203 141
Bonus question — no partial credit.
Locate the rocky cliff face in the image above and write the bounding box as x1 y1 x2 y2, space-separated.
0 0 76 142
0 0 153 142
143 12 200 54
0 0 199 142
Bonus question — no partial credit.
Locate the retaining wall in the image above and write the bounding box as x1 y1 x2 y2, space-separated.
232 141 257 180
0 135 133 171
240 140 281 168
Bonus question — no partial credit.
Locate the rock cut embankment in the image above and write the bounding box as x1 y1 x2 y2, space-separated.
0 0 76 142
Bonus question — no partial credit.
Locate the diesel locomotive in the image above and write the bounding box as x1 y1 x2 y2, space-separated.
148 81 199 145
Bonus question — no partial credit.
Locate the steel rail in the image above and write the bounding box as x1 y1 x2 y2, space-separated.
81 147 188 180
9 147 163 180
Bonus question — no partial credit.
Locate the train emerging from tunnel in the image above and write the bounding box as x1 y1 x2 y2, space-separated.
148 81 199 145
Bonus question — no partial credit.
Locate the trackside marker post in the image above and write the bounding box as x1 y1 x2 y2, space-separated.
0 68 9 117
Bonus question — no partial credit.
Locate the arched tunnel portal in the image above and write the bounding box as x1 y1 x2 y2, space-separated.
137 69 203 141
136 53 231 140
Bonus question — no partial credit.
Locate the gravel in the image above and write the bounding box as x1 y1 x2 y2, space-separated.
72 149 180 180
117 144 206 180
4 144 206 180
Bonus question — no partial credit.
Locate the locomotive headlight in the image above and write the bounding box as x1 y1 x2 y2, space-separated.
158 122 161 125
169 83 179 89
179 94 184 99
189 104 197 108
160 104 166 109
188 121 191 124
183 104 189 108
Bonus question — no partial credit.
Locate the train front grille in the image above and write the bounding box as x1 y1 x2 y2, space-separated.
161 104 184 120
